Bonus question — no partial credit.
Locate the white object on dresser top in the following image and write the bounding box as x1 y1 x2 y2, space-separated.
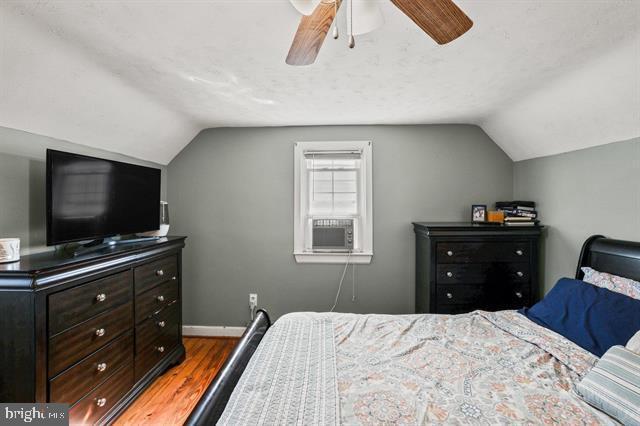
0 238 20 263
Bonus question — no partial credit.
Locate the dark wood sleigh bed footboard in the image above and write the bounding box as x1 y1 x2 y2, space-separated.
185 309 271 426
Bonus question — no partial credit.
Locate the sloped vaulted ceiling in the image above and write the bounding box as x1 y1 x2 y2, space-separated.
0 1 638 165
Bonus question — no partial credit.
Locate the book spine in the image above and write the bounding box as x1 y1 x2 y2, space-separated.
500 209 538 219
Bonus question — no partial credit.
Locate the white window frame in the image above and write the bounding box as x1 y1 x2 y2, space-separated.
294 140 373 264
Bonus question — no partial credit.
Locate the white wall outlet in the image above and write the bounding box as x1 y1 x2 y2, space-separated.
249 293 258 309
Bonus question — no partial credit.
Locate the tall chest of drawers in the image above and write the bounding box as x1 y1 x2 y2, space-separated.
413 223 543 314
0 236 186 425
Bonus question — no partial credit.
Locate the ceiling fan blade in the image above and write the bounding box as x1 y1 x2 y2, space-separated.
286 0 342 66
390 0 473 45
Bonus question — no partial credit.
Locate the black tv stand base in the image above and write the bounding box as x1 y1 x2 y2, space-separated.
73 236 162 257
81 238 106 248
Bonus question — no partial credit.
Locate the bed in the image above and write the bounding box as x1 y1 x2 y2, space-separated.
186 235 640 425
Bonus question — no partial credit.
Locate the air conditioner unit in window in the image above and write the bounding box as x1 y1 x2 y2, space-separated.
312 219 354 252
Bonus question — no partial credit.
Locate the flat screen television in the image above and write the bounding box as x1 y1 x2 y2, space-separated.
46 149 161 245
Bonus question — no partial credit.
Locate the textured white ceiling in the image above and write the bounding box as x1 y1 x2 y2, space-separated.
1 1 639 164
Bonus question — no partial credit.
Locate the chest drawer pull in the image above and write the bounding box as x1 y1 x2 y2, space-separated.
516 271 524 277
515 291 523 299
95 328 106 337
446 292 453 299
156 269 164 277
157 295 165 303
447 250 454 257
172 276 177 281
515 249 524 256
96 362 107 372
96 397 107 407
157 346 165 353
95 293 107 302
446 271 453 278
157 320 166 328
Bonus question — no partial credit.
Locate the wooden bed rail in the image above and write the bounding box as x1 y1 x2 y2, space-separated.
185 309 271 425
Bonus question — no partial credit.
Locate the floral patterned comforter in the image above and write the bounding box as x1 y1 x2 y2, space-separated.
220 310 617 425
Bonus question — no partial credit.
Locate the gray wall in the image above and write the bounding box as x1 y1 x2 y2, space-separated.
0 126 167 254
514 137 640 293
168 125 514 326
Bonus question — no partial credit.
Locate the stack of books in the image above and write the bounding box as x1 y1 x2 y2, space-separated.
495 201 539 226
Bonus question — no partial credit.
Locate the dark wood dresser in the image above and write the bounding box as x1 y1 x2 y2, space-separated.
413 223 543 314
0 236 186 425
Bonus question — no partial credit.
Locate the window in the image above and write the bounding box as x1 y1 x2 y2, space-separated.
294 141 373 264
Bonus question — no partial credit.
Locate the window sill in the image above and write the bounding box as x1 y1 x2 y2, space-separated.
294 252 373 264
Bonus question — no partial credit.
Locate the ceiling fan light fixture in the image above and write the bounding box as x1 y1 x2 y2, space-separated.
289 0 321 15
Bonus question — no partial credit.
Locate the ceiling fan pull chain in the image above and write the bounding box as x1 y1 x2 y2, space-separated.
348 0 355 48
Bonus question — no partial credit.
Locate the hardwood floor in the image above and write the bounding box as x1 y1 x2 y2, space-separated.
115 337 238 426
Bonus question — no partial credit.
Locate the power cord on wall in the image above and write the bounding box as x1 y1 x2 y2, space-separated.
330 250 356 312
352 262 356 302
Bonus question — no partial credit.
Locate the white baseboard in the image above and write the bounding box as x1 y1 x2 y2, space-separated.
183 325 246 337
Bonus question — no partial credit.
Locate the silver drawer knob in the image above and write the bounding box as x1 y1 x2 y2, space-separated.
515 250 524 256
171 276 177 281
95 328 106 337
516 271 524 277
157 346 165 353
447 250 454 257
96 397 107 407
95 293 106 302
446 292 453 299
157 295 165 303
156 269 164 277
446 272 453 278
157 320 166 328
515 291 523 299
96 362 107 372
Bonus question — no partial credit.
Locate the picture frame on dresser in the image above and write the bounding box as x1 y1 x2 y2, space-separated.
471 205 487 223
0 236 186 425
413 222 543 314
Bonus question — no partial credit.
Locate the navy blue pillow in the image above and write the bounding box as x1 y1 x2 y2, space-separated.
518 278 640 357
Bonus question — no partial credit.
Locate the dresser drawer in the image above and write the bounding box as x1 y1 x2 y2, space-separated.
69 363 134 425
49 302 133 377
487 284 530 309
135 255 178 295
437 284 486 305
48 270 132 336
50 332 133 405
136 302 180 354
437 263 530 284
135 329 180 382
135 279 179 324
437 242 530 263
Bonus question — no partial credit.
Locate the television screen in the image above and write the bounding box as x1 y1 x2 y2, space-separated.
46 149 161 245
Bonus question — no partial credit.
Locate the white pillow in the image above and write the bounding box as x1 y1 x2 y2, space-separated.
576 345 640 425
581 267 640 300
627 331 640 354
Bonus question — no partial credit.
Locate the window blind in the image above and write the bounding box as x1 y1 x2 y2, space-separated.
305 150 361 216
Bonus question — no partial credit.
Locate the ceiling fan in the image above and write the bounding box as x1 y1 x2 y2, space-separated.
286 0 473 66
